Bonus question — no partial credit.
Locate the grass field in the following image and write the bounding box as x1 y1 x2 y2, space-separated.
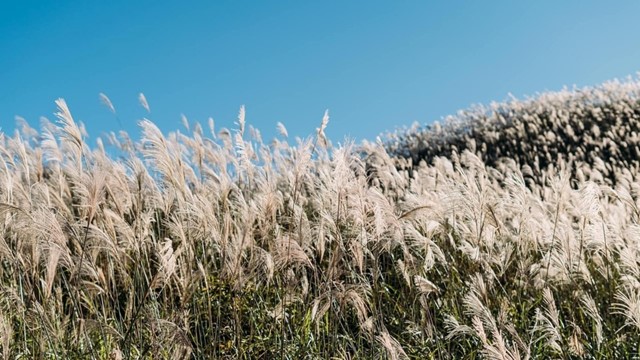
2 79 640 358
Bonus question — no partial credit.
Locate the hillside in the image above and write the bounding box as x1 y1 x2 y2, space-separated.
387 79 640 188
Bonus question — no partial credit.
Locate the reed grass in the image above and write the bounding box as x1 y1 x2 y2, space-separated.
2 78 640 358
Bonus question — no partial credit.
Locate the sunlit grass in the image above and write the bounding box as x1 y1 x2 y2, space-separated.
2 79 640 358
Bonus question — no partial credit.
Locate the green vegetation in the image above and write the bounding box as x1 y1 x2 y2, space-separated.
2 79 640 358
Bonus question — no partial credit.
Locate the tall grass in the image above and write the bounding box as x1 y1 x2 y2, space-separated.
2 78 640 358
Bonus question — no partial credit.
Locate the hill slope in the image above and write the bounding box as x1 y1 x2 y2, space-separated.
387 78 640 187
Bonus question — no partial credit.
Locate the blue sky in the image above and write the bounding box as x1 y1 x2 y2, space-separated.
1 1 640 145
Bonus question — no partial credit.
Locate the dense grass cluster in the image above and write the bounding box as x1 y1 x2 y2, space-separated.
2 79 640 359
387 78 640 187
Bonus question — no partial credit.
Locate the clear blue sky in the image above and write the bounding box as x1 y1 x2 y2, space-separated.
2 1 640 144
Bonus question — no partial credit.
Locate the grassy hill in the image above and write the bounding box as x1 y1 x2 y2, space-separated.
387 79 640 188
1 79 640 358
